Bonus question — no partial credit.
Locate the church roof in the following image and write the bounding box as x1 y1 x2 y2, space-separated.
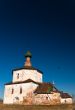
12 66 43 74
60 92 72 98
5 79 41 85
34 82 59 94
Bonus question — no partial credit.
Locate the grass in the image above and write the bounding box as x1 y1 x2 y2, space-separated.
0 103 75 110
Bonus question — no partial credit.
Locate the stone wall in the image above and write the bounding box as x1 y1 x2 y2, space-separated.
22 93 61 105
13 69 42 83
3 82 38 104
61 98 72 104
33 93 60 105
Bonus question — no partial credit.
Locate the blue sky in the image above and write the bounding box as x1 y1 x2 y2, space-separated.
0 0 75 99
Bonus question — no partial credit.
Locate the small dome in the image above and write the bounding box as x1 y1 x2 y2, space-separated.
25 51 32 58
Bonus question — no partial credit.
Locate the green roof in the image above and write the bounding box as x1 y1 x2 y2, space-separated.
47 86 53 93
25 51 32 58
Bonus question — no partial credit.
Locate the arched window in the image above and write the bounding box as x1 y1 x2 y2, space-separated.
11 88 14 94
17 73 19 79
20 87 22 94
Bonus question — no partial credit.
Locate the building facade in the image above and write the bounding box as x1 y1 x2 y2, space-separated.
3 51 72 104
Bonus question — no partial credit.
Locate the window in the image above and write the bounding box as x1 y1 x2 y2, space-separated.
15 97 19 100
20 87 22 94
11 88 14 94
17 73 19 79
46 96 48 100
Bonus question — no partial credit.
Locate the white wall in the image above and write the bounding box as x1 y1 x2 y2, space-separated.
13 69 42 83
33 93 60 105
3 82 38 104
35 93 60 100
61 98 72 104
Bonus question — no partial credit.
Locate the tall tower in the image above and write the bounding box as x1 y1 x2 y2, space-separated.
24 51 32 67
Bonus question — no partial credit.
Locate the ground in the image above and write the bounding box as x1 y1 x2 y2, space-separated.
0 102 75 110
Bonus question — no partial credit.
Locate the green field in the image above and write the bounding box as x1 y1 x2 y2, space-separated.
0 103 75 110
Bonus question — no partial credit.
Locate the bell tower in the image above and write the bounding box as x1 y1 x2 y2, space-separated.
24 51 32 67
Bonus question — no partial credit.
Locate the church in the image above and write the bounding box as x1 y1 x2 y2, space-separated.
3 51 72 105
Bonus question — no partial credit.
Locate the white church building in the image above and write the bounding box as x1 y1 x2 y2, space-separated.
3 51 72 105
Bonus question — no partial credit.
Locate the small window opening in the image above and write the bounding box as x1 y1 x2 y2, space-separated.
46 96 48 100
17 73 19 79
11 88 14 94
20 87 22 94
65 100 66 103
